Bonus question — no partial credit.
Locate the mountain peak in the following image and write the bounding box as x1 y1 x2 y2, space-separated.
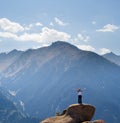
51 41 70 46
8 49 23 55
51 41 76 48
50 41 81 52
103 52 120 66
104 52 117 57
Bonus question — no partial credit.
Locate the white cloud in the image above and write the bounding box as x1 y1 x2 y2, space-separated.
99 48 111 55
0 18 24 33
54 17 67 26
0 27 71 43
19 27 71 42
32 44 49 49
96 24 119 32
0 32 18 39
35 22 43 26
76 45 95 52
77 33 90 42
25 22 43 30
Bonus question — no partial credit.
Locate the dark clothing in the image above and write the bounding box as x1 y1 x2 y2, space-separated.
78 95 82 104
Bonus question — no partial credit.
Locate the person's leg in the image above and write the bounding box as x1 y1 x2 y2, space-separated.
78 95 80 103
78 95 82 104
80 95 82 104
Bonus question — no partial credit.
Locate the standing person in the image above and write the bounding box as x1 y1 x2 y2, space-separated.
77 88 83 104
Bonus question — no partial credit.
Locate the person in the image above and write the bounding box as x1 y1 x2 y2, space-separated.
76 88 83 104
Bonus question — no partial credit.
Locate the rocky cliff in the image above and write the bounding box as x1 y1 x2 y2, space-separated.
40 104 105 123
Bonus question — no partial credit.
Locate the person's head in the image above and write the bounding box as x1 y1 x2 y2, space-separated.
77 88 81 92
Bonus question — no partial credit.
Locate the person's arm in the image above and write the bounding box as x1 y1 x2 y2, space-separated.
82 88 86 91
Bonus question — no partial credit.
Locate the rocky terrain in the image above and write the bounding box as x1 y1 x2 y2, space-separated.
41 104 105 123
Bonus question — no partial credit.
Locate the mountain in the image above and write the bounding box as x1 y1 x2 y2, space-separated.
0 49 23 72
0 89 39 123
103 52 120 66
0 41 120 123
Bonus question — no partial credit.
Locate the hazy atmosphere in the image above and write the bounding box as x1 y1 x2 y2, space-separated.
0 1 120 123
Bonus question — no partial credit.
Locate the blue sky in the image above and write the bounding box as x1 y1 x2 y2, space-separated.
0 0 120 55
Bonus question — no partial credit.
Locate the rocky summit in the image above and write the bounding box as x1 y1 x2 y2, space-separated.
41 104 95 123
83 120 105 123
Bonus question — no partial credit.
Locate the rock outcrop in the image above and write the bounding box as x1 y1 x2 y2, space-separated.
82 120 105 123
41 104 95 123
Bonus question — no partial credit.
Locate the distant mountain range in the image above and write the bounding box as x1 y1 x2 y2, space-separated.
0 41 120 123
103 52 120 66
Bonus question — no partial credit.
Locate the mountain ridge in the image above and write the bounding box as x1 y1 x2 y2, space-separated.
0 41 120 123
103 52 120 66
